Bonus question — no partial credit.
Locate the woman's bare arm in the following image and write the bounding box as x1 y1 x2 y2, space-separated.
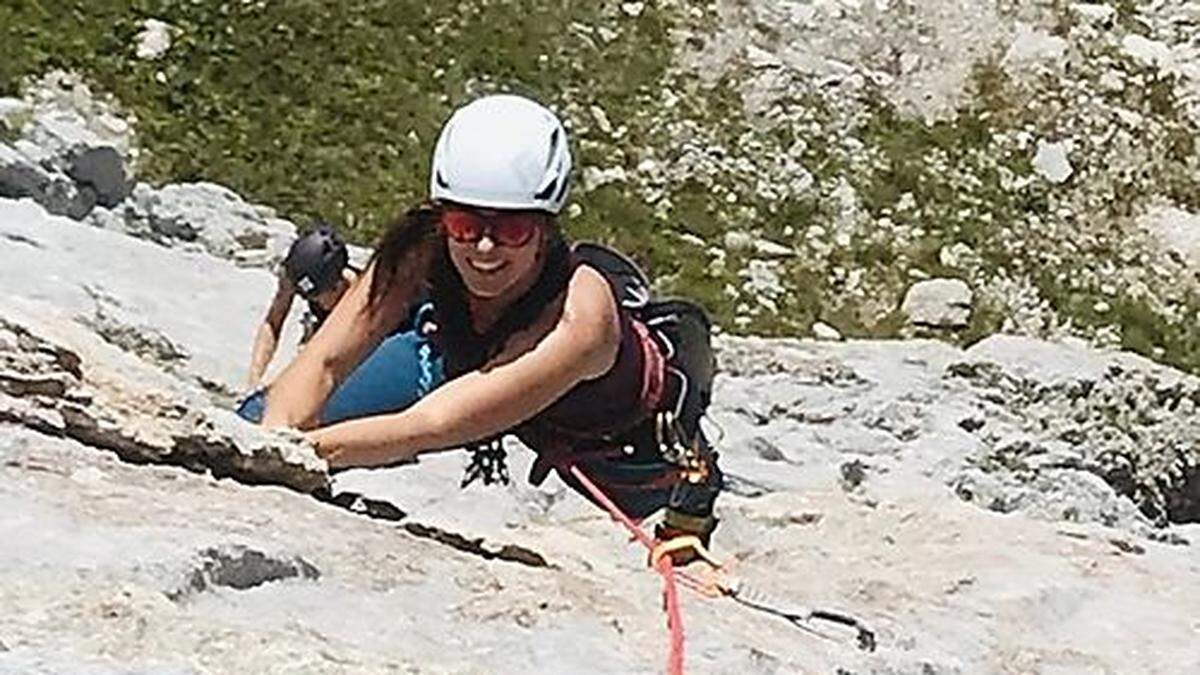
307 266 621 467
247 276 294 388
261 260 418 429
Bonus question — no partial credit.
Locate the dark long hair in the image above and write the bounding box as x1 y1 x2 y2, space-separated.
368 202 442 307
369 202 574 378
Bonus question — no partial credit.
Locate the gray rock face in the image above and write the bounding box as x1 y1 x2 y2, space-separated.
135 19 175 60
1140 203 1200 269
92 182 296 267
0 143 95 219
902 278 973 328
0 111 131 218
66 146 129 207
19 112 132 211
812 320 842 341
1033 138 1074 184
0 198 306 392
0 295 328 494
0 72 137 220
711 334 1200 535
955 335 1200 527
20 71 136 156
2 71 363 278
3 193 1200 672
0 97 32 122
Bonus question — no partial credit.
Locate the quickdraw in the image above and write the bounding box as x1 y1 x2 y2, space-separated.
652 422 874 651
650 536 877 654
655 410 711 479
569 464 876 675
721 582 878 654
460 439 510 487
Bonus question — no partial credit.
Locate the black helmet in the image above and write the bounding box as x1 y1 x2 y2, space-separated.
283 223 349 298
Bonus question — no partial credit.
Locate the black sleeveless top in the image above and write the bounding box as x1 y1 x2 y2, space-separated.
516 296 648 440
429 242 654 452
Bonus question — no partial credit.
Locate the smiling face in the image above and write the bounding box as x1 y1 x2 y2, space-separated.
444 206 548 299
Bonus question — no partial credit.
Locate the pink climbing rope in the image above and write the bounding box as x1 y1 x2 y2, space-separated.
567 464 686 675
568 465 879 662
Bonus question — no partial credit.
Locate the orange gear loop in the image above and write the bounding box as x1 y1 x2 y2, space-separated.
651 536 739 602
649 535 723 571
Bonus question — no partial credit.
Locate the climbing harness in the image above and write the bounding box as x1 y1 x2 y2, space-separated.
458 242 717 494
568 463 876 675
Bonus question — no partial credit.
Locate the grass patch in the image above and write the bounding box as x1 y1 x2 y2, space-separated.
6 1 1200 370
0 1 771 336
0 115 24 144
1 1 673 242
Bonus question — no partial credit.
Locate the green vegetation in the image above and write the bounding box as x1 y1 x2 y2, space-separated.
0 0 761 333
5 2 1200 372
845 48 1200 373
0 114 24 144
1 0 671 238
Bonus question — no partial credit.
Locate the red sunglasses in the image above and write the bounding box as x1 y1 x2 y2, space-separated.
441 208 544 247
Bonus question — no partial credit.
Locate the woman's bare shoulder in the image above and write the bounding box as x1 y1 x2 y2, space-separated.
564 264 618 320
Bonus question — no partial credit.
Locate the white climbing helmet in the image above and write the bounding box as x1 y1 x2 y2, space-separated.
430 94 573 214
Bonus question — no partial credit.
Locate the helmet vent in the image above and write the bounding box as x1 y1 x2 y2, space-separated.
435 170 450 189
553 171 570 203
534 176 558 201
545 128 560 169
